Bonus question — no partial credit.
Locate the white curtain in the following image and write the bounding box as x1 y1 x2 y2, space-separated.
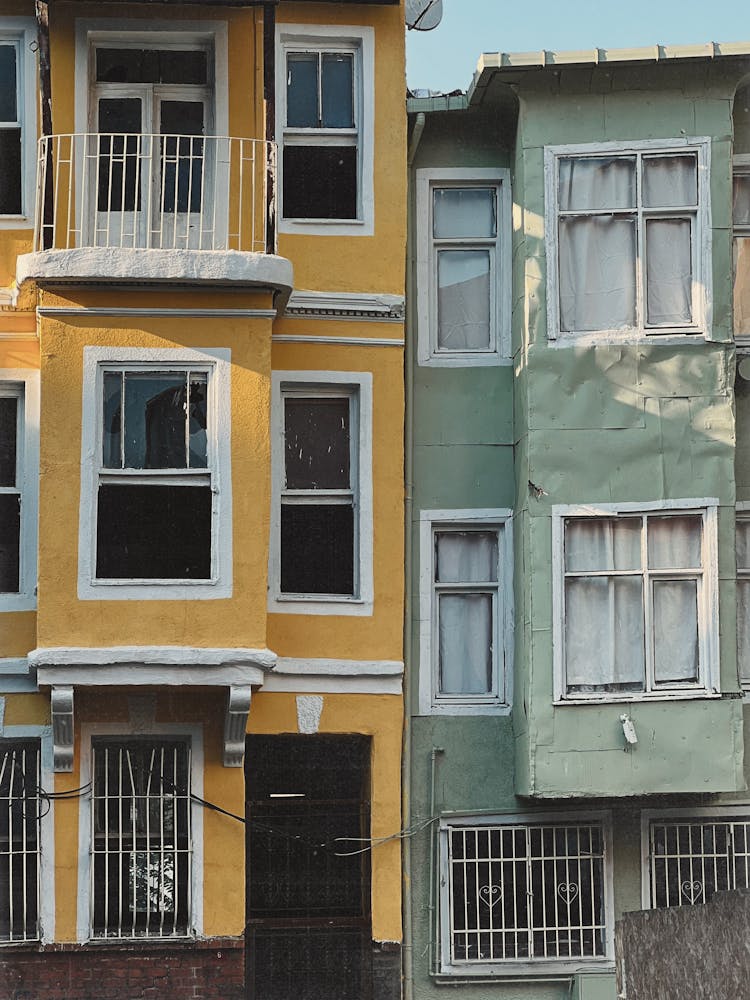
733 174 750 227
437 250 491 350
558 157 635 212
646 219 692 326
642 155 697 208
565 576 645 691
648 515 701 569
653 579 698 682
559 216 636 333
433 187 496 239
738 579 750 683
565 517 640 572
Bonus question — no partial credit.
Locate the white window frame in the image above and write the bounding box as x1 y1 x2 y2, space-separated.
0 19 37 228
545 137 712 344
418 509 513 715
641 805 750 910
0 371 39 612
0 724 55 945
268 370 373 616
552 499 720 704
76 722 203 942
276 23 374 237
416 168 511 366
736 501 750 694
77 346 232 601
438 811 614 977
732 155 750 345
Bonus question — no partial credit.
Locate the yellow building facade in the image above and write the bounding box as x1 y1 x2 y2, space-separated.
0 2 405 997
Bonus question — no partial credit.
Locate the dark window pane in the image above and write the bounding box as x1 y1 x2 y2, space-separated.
251 928 371 1000
0 397 17 486
0 46 17 122
247 734 370 801
285 397 350 489
123 373 188 470
160 102 205 214
188 373 208 469
287 53 318 127
97 100 142 213
321 53 353 128
0 129 21 215
102 372 122 469
0 493 19 592
283 145 357 220
95 48 207 85
96 484 211 579
280 503 353 594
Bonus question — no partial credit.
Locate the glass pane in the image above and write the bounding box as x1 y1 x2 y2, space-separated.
97 99 143 213
0 46 17 122
437 250 491 351
283 145 357 220
0 397 17 487
738 519 750 571
565 518 641 572
646 219 693 325
435 531 498 583
287 53 318 127
280 503 354 595
95 48 207 85
735 237 750 335
284 397 350 490
734 174 750 227
738 579 750 683
0 129 21 215
643 154 698 208
158 49 208 85
559 216 636 332
188 373 208 469
653 579 699 683
558 156 636 211
96 483 211 579
438 593 493 695
102 372 122 469
0 492 19 593
160 102 205 214
648 515 702 569
565 576 645 692
123 373 188 470
433 188 496 239
321 53 353 128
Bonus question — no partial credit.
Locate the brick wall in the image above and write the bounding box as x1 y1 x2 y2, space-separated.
0 938 244 1000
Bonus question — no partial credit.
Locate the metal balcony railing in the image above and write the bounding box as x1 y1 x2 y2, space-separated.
34 133 276 255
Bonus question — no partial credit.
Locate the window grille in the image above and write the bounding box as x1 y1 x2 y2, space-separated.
90 739 191 939
446 822 606 963
0 739 40 942
649 817 750 907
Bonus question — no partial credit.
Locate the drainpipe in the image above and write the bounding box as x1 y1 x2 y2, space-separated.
263 1 277 255
402 109 426 1000
35 0 53 250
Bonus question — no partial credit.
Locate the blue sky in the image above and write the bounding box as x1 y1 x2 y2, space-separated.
406 0 750 92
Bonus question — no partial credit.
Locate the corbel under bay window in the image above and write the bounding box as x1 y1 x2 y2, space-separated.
552 501 719 702
78 347 231 600
545 138 711 342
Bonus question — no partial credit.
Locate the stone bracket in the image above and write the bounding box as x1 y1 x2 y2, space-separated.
51 686 74 772
223 685 253 767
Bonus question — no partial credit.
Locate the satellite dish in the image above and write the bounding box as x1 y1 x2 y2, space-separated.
406 0 443 32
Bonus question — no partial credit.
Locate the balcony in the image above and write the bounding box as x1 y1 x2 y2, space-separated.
17 133 292 298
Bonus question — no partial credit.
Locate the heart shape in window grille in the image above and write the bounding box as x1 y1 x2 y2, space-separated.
478 884 502 908
557 883 579 905
681 880 703 904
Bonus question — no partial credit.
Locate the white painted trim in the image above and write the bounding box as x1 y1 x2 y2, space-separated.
273 334 404 347
285 290 404 319
0 20 37 229
438 810 614 976
551 498 721 703
268 370 374 616
30 645 276 668
417 509 513 716
276 24 375 237
0 724 55 942
76 722 204 942
544 137 712 343
77 346 232 600
38 307 277 319
640 804 750 909
0 370 40 611
415 168 511 366
38 664 268 688
735 503 750 693
263 658 403 694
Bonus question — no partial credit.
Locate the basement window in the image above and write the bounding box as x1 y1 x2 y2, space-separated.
78 347 232 600
552 501 719 702
440 816 611 973
0 739 40 943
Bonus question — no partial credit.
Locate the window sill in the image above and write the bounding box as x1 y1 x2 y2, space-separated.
280 217 373 238
549 330 708 347
554 689 720 706
434 959 615 981
418 353 512 368
268 594 373 617
421 702 511 717
78 579 231 601
0 216 32 230
0 595 36 612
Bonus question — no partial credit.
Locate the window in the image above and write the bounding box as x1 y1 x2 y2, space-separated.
733 160 750 339
277 25 374 235
0 739 40 943
246 735 372 999
418 510 512 714
90 738 192 939
0 373 39 611
78 347 232 600
552 502 719 701
545 139 710 340
269 372 373 615
440 816 611 972
0 21 35 225
647 812 750 908
737 513 750 688
416 169 510 364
